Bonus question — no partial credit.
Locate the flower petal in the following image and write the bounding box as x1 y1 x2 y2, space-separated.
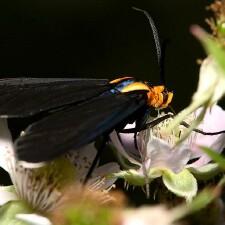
0 119 15 173
122 206 175 225
66 143 97 183
110 129 141 166
188 105 225 166
10 157 75 212
87 162 120 190
192 105 225 150
193 57 225 104
16 214 52 225
145 137 191 173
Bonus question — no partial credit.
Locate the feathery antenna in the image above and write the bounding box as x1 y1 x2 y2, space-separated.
132 7 165 83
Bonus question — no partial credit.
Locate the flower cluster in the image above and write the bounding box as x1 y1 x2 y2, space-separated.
0 118 119 224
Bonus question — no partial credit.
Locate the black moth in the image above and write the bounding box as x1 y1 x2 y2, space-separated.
0 8 174 163
0 77 172 163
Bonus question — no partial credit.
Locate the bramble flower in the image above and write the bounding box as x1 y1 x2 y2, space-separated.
111 104 225 200
0 119 119 224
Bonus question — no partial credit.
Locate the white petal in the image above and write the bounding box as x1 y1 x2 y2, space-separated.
122 206 174 225
188 105 225 166
0 119 15 173
146 137 191 173
0 189 18 205
88 162 120 189
66 143 97 182
116 123 139 158
16 214 52 225
18 161 47 169
11 158 75 212
110 130 141 165
188 156 212 168
193 57 225 104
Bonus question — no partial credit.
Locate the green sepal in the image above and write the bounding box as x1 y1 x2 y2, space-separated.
162 169 197 202
148 168 163 179
113 170 146 186
188 163 221 180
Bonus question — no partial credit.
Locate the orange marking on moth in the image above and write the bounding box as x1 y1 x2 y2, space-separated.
161 92 173 108
152 85 165 93
110 76 133 84
120 82 150 93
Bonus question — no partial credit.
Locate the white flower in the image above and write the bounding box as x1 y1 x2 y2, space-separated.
112 105 225 171
0 118 119 224
111 105 225 199
111 114 191 174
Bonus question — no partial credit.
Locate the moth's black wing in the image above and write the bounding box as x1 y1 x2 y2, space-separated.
15 92 146 162
0 78 110 117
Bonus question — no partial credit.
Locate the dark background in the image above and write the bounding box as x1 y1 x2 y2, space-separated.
0 0 213 111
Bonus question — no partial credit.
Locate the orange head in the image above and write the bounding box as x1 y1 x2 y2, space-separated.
145 85 173 109
110 77 173 109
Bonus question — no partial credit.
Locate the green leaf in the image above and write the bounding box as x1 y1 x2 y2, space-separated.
162 169 197 202
113 167 164 186
0 201 32 225
188 163 221 180
201 146 225 169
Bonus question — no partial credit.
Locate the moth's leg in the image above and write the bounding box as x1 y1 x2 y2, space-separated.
84 135 108 184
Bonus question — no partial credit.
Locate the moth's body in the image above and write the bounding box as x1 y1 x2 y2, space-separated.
0 77 173 162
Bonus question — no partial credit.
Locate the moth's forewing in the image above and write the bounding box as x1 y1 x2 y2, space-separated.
15 92 146 162
0 78 109 117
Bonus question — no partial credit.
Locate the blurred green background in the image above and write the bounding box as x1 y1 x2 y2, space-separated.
0 0 213 111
